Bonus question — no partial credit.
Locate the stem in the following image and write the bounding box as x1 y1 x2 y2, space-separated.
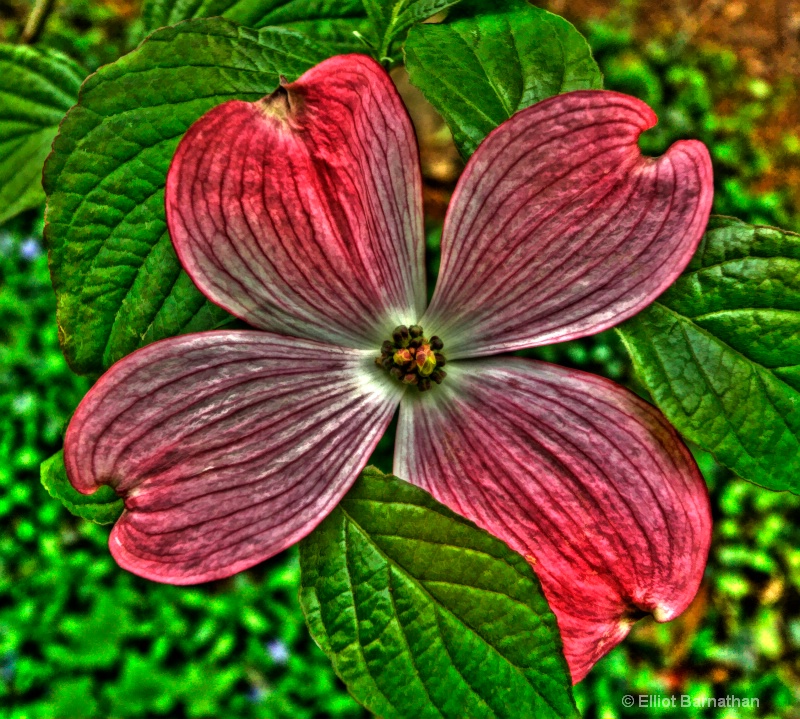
21 0 56 44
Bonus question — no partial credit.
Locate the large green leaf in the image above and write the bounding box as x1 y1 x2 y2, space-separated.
44 19 339 375
0 44 84 226
41 450 123 524
141 0 370 52
404 0 602 158
618 216 800 493
299 467 577 719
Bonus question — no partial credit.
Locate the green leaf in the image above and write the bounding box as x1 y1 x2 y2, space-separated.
0 44 84 226
299 467 577 719
618 216 800 493
41 450 123 524
404 0 602 158
141 0 370 52
44 19 341 375
360 0 463 59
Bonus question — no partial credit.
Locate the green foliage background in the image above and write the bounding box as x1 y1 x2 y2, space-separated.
1 1 799 717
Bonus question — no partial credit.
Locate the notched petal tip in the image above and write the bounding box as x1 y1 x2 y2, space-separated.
256 83 294 123
425 89 713 358
165 53 426 348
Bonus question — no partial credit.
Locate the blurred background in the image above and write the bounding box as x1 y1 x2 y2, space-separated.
1 0 800 716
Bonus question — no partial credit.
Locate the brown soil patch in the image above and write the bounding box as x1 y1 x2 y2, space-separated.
544 0 800 79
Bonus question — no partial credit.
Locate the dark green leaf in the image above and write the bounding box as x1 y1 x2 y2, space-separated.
360 0 394 44
44 19 340 375
41 450 123 524
404 0 602 158
360 0 463 59
141 0 370 53
618 216 800 493
299 466 577 719
0 44 84 225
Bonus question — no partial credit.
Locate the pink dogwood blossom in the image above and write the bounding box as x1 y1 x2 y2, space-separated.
64 54 714 682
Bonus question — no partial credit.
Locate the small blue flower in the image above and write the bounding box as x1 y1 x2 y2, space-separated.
266 639 289 664
245 685 266 703
20 237 42 261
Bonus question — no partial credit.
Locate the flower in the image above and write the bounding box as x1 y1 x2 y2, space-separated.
266 639 290 665
64 54 714 682
19 237 42 261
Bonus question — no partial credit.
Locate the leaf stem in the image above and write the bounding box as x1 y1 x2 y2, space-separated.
21 0 56 44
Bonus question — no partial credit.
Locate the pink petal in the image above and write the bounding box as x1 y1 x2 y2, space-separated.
65 331 401 584
166 54 425 350
395 358 711 682
423 90 713 358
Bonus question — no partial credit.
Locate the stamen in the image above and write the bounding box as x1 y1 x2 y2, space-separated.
417 347 436 376
392 325 410 347
394 348 412 365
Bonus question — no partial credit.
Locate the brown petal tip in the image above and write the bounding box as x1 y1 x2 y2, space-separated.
257 84 293 122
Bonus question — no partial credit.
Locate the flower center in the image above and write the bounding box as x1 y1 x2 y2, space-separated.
375 325 446 392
